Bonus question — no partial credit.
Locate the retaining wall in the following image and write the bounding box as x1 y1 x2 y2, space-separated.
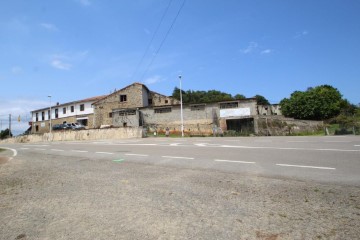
1 127 143 144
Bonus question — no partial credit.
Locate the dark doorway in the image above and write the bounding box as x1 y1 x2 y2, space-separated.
226 118 254 133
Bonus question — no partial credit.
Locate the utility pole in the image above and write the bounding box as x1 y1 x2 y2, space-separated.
179 75 184 137
9 114 11 137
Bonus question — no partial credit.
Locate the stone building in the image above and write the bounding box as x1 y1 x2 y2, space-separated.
92 82 180 128
30 82 291 136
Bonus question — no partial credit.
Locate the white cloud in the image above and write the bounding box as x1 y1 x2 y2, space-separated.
144 75 163 85
40 23 59 31
241 42 258 54
261 49 273 54
294 30 309 39
51 60 72 70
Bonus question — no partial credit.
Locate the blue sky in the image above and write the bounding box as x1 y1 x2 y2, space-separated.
1 0 360 134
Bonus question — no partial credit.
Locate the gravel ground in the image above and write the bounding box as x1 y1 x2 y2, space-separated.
0 149 359 240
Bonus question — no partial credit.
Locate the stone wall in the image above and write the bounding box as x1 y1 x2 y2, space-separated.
2 127 143 143
256 116 323 136
93 83 146 128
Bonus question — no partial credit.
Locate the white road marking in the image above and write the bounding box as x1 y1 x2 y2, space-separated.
95 152 114 155
219 145 360 152
35 148 46 151
195 143 207 147
325 141 351 143
276 164 336 170
71 150 88 153
170 143 181 146
215 159 256 164
0 147 17 160
23 145 49 147
162 156 194 160
125 153 148 157
355 145 360 147
51 149 64 152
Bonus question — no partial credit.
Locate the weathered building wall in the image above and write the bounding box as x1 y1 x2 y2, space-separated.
149 92 180 107
256 116 323 136
93 83 147 128
141 104 215 135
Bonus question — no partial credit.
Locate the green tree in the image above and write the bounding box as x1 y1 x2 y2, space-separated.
0 128 12 139
172 87 235 104
280 85 342 120
254 94 270 105
234 94 246 100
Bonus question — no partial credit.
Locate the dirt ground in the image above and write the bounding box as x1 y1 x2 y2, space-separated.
0 149 359 240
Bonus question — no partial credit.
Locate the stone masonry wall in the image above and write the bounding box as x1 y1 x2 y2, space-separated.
3 127 143 143
93 84 146 128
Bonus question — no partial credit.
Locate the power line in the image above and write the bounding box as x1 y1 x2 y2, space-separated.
139 0 186 82
130 0 175 82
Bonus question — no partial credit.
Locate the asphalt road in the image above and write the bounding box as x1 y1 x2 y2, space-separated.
1 135 360 239
3 136 360 186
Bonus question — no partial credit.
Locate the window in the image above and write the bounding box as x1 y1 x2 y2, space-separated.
36 113 38 122
71 106 74 112
41 112 45 121
48 110 50 119
148 99 153 105
220 102 238 109
109 112 113 118
154 107 172 114
117 110 136 116
63 108 66 114
120 95 127 102
191 104 205 111
55 109 59 118
80 104 85 111
165 100 169 104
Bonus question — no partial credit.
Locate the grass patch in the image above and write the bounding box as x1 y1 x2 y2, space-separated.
0 148 6 153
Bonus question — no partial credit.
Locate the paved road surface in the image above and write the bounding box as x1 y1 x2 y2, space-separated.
3 136 360 186
1 136 360 239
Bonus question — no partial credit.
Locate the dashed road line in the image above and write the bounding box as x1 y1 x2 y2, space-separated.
35 148 46 151
125 153 148 157
214 159 256 164
71 150 89 153
96 152 114 155
276 164 336 170
355 145 360 147
219 145 360 152
162 156 194 160
51 149 64 152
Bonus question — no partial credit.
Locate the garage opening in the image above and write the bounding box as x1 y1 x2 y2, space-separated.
226 118 254 134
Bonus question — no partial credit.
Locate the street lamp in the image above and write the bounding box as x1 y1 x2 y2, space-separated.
179 75 184 137
48 95 52 135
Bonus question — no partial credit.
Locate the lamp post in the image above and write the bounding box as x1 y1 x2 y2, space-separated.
179 75 184 137
48 95 52 135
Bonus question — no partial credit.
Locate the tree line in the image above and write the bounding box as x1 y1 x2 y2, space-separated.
171 87 270 105
171 85 359 125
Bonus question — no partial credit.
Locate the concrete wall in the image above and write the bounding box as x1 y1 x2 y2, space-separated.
3 127 143 143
